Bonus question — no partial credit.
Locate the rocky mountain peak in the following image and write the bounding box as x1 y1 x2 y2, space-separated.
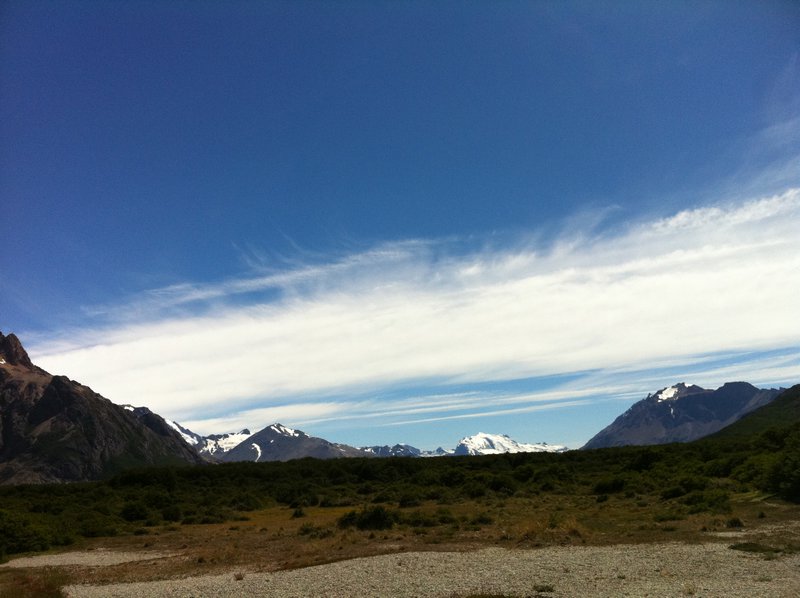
1 333 206 484
583 381 782 449
0 331 34 368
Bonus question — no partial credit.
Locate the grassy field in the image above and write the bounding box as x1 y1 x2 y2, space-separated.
2 486 799 597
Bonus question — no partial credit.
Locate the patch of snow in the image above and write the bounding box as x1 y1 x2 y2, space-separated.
0 358 6 365
270 423 300 437
195 429 252 457
251 443 262 462
216 431 251 452
122 404 135 412
654 383 687 402
167 420 199 446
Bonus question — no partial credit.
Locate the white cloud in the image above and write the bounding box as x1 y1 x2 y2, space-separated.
31 189 800 433
180 401 349 437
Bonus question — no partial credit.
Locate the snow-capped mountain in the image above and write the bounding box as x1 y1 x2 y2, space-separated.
583 382 783 449
166 421 251 459
453 432 567 456
221 423 372 462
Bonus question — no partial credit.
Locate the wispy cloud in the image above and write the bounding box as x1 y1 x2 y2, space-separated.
30 188 800 438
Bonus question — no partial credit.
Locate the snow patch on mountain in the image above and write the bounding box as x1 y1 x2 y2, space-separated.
199 430 252 457
269 423 301 437
251 443 262 462
654 384 686 402
167 420 202 446
169 421 253 458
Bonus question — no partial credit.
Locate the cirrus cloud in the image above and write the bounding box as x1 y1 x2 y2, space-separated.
30 189 800 440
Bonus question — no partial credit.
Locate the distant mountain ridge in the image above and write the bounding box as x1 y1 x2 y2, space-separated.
0 331 205 484
363 434 567 457
583 381 783 449
361 444 423 457
178 420 569 461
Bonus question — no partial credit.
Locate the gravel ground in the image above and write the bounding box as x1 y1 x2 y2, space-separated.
62 543 800 597
0 549 172 568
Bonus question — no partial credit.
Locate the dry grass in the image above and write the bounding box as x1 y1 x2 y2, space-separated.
2 492 799 597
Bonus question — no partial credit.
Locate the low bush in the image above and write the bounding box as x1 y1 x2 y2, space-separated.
0 510 51 558
337 505 397 530
593 476 626 494
120 501 150 522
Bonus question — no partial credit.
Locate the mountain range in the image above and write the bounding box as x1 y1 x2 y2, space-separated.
169 423 567 462
1 330 795 484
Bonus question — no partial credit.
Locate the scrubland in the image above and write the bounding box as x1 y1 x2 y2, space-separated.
1 424 800 596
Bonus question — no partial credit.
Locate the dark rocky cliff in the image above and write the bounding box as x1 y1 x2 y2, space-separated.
0 331 205 484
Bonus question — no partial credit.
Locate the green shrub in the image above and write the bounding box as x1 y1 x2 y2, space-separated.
120 501 150 522
337 506 397 530
463 480 487 498
767 438 800 502
726 517 744 528
401 510 438 527
470 512 494 525
398 493 421 508
488 474 518 495
78 513 119 538
0 510 51 557
593 477 626 494
435 507 457 525
229 492 262 512
683 489 731 514
161 504 183 522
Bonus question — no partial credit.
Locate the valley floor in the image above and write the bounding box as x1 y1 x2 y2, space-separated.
3 497 800 597
8 540 800 597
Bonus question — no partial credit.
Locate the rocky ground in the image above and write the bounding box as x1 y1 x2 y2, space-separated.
3 541 792 597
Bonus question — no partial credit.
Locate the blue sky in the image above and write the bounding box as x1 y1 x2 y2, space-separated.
2 1 799 449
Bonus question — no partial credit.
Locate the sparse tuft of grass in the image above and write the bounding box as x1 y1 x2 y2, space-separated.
726 517 744 528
